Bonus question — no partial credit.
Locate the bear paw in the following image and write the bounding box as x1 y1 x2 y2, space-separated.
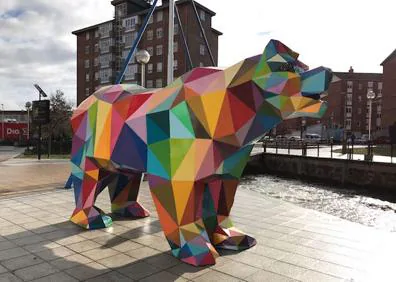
213 226 256 251
70 207 112 230
111 201 150 218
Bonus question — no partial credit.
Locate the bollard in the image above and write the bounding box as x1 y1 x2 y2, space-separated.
330 140 333 159
317 142 320 157
275 142 278 154
391 143 394 164
288 142 291 155
351 141 354 161
263 141 267 153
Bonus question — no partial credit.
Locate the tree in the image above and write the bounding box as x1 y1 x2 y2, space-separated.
43 90 73 155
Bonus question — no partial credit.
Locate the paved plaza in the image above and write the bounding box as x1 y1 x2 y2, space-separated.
1 181 396 281
1 152 396 281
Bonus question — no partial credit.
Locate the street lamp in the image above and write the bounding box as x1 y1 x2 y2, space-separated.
33 84 48 160
300 118 306 139
367 90 376 141
25 102 32 150
135 50 150 87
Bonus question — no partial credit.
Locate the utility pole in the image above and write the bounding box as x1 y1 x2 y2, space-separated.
167 0 175 85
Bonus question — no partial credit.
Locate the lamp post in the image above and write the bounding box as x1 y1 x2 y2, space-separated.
33 84 48 160
1 104 4 140
135 50 150 87
167 0 175 85
367 90 376 142
25 102 32 150
300 118 306 139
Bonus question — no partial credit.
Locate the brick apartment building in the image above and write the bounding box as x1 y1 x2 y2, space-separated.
72 0 222 105
275 68 385 139
381 50 396 132
324 68 384 137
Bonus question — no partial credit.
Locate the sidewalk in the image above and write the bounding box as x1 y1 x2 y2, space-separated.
0 159 70 195
1 182 395 281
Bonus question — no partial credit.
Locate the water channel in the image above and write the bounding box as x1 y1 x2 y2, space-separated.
240 174 396 232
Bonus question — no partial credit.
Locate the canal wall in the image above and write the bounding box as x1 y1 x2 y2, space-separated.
246 153 396 191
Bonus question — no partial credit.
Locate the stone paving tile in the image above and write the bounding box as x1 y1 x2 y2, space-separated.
35 246 76 261
126 246 161 260
118 261 161 280
192 269 241 282
65 262 110 280
213 260 261 279
298 270 345 282
0 240 17 251
143 253 181 270
30 272 79 282
84 271 131 282
0 265 6 274
245 270 295 282
140 270 188 282
0 247 30 261
261 260 309 280
23 241 60 254
50 254 92 271
66 240 101 253
96 253 137 269
0 272 23 282
168 263 212 280
80 247 120 261
1 254 43 271
14 262 59 281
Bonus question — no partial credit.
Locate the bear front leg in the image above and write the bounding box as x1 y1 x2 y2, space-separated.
70 159 115 230
108 172 150 218
148 175 219 266
207 178 257 251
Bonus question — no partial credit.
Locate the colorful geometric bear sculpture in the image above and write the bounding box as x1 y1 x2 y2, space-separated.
68 39 332 266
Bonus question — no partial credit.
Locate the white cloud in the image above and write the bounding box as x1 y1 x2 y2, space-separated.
1 0 395 110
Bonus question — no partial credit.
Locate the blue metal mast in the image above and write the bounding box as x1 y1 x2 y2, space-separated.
115 0 159 84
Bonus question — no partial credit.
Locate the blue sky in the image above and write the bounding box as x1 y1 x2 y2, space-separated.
1 0 395 110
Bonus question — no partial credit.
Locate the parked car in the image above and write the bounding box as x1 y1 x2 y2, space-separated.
304 133 321 143
374 136 391 144
288 136 302 142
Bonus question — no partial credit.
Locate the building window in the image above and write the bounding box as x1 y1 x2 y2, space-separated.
358 83 362 90
346 119 351 130
358 95 362 102
100 54 113 68
173 59 178 70
86 73 90 82
95 72 99 81
157 62 163 72
85 60 90 68
148 15 153 24
357 121 360 127
156 45 163 56
125 64 138 80
199 10 206 21
173 42 178 53
147 46 154 56
124 16 139 31
85 88 90 96
157 11 163 22
200 44 205 55
94 43 99 53
147 29 153 41
174 24 179 35
86 32 90 40
199 62 204 67
147 63 153 74
146 80 153 88
85 46 90 54
156 28 163 39
124 32 137 47
99 38 113 53
99 22 113 38
378 82 383 90
156 79 163 88
357 108 362 115
346 107 352 113
368 81 373 88
99 68 112 83
94 58 99 67
95 30 99 38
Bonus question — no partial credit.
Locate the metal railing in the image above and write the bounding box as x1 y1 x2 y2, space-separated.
261 140 395 164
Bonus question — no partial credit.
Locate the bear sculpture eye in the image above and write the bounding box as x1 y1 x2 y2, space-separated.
279 62 294 72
